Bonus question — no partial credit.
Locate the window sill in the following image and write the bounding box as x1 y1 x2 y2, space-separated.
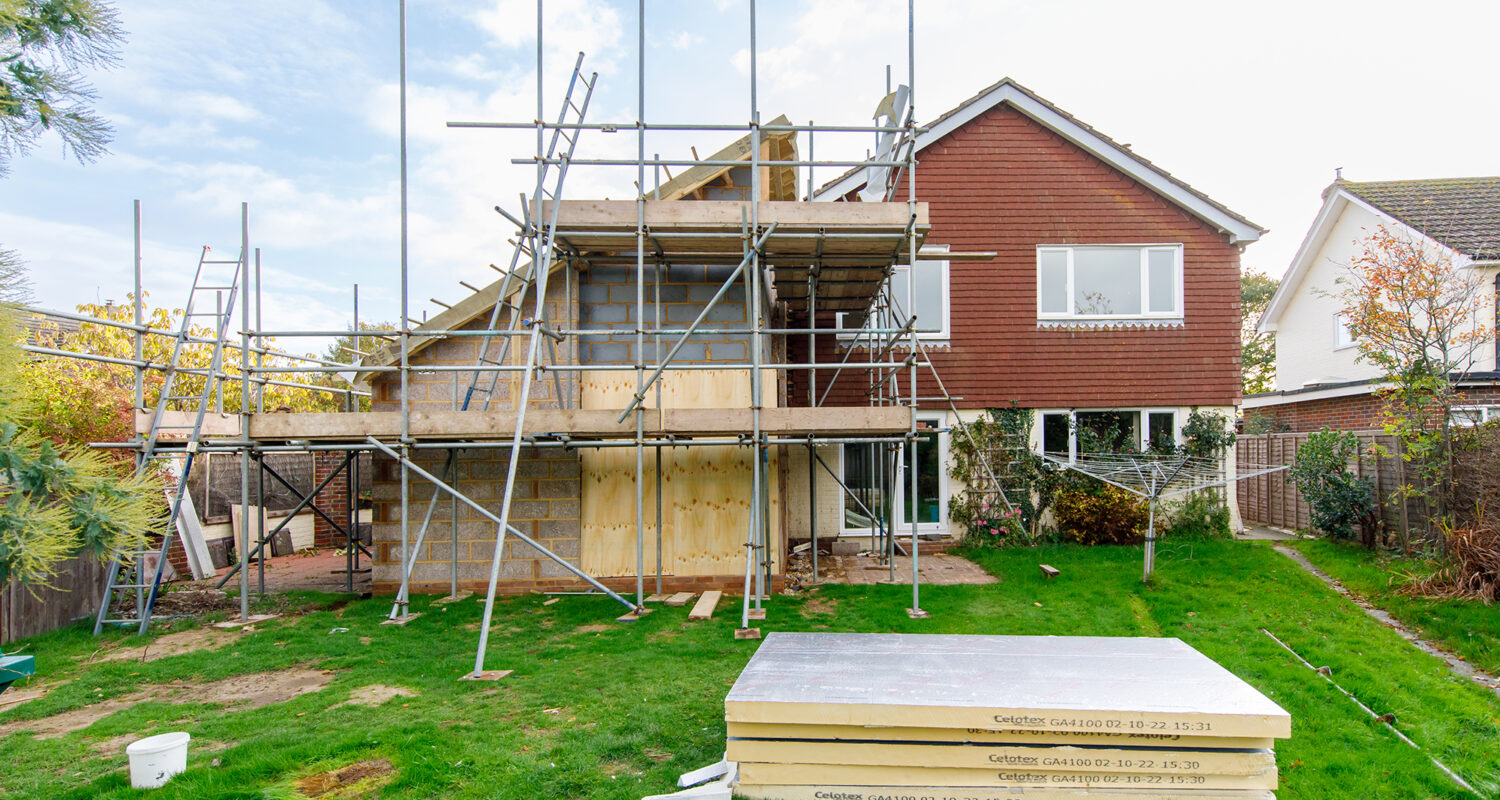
1037 318 1184 330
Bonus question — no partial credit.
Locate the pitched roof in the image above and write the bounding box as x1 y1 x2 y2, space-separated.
357 117 798 378
1339 177 1500 260
814 77 1264 244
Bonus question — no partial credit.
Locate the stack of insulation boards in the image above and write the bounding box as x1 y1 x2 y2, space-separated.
724 633 1290 800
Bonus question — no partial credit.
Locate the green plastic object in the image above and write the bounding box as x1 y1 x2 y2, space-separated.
0 653 36 694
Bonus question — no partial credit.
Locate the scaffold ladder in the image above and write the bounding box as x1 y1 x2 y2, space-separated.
388 52 598 620
95 246 244 635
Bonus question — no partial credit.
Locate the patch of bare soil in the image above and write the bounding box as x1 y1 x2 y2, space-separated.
574 623 612 634
332 685 418 708
296 758 395 798
0 683 55 712
100 627 236 664
0 667 334 740
799 596 838 616
113 589 234 616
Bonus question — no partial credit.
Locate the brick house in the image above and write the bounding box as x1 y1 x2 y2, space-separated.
799 78 1262 542
1245 177 1500 432
343 78 1261 597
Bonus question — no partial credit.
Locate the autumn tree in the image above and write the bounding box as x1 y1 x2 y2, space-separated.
1335 224 1492 543
1241 270 1278 394
27 297 350 442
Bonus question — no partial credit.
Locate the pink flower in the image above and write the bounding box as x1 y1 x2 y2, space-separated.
989 528 1000 535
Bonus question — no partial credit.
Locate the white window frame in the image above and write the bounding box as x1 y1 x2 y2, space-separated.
1450 405 1500 427
837 245 950 342
841 412 949 535
1333 313 1358 350
1038 408 1181 463
1036 244 1184 321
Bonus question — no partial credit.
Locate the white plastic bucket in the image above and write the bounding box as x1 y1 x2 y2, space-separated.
125 731 190 789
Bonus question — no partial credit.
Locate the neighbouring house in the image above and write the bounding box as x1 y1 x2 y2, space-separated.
1245 177 1500 432
329 78 1261 597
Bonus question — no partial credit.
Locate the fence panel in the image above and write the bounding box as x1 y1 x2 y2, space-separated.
1 553 106 644
1237 430 1408 539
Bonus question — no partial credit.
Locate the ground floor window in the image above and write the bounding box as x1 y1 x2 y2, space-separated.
1040 408 1178 461
841 414 948 533
1451 405 1500 427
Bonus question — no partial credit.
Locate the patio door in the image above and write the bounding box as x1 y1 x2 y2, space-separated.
896 415 947 534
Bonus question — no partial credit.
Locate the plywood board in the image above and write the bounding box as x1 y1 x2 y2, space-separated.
725 739 1275 775
724 634 1292 739
581 370 781 578
733 785 1275 800
135 409 241 437
735 762 1276 791
689 590 722 620
664 592 695 606
724 721 1274 751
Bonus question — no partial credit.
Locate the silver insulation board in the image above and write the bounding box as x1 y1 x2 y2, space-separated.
725 633 1290 739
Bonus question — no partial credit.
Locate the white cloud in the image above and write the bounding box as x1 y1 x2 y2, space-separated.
671 31 703 51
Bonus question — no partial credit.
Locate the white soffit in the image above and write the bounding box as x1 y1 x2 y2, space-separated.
815 81 1264 246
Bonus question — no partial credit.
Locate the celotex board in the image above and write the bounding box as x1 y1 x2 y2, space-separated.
723 633 1292 739
724 721 1275 750
724 739 1276 775
734 762 1277 791
731 785 1276 800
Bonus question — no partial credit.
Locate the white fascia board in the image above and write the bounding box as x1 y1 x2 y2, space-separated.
1259 189 1472 333
1240 380 1387 409
1257 191 1346 333
814 83 1263 245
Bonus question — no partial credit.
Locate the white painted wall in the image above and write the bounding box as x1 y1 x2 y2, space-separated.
1274 200 1497 391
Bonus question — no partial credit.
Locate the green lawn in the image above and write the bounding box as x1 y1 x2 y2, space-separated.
1 540 1497 799
1288 537 1500 677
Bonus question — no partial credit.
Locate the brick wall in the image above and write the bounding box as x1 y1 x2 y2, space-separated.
310 452 371 547
1246 384 1500 433
790 102 1245 409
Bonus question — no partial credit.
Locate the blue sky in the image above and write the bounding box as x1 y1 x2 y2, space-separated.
4 0 1499 348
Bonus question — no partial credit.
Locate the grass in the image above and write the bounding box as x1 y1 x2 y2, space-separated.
0 540 1495 799
1287 537 1500 676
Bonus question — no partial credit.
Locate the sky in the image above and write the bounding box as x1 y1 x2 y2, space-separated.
4 0 1499 350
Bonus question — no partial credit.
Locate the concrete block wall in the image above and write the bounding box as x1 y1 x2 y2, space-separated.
578 263 752 364
372 277 577 413
369 445 584 594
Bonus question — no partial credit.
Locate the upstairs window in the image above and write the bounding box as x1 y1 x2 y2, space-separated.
838 245 949 341
1334 313 1358 349
1037 245 1183 320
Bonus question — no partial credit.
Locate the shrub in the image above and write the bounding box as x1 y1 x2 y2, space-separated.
1053 485 1148 546
1288 429 1377 543
1162 490 1232 540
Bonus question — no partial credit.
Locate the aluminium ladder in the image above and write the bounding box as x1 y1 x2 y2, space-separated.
95 246 244 635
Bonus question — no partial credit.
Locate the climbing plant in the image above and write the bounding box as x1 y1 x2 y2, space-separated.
949 407 1065 545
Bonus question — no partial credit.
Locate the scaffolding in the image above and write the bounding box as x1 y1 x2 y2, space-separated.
24 0 1016 676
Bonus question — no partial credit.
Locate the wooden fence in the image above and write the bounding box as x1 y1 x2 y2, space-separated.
1 553 108 645
1237 430 1416 539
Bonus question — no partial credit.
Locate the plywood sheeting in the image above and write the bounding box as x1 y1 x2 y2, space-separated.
580 369 781 579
